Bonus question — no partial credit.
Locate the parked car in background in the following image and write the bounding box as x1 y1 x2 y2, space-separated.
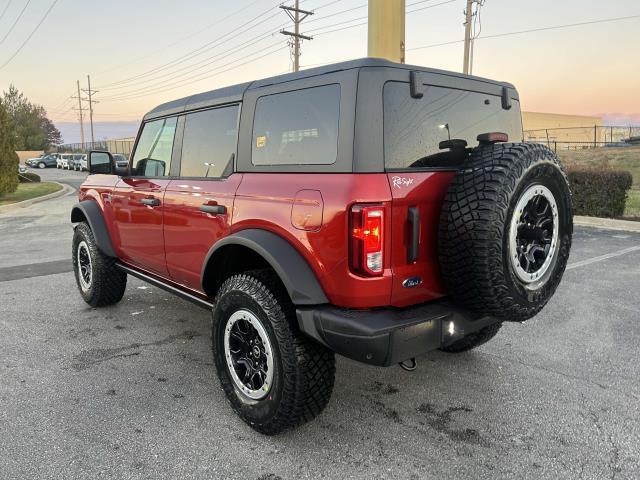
79 155 88 171
70 154 86 171
58 153 74 169
26 154 59 169
18 164 28 174
113 154 129 169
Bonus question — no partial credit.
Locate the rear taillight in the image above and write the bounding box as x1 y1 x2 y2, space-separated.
350 205 384 276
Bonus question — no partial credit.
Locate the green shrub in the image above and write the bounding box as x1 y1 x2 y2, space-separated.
566 167 633 218
18 172 40 183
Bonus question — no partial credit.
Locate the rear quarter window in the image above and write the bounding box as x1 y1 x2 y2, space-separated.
251 84 340 166
383 82 523 170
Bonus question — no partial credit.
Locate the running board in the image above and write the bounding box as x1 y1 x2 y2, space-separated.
116 262 213 310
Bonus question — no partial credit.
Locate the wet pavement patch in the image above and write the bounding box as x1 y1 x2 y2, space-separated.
0 259 72 282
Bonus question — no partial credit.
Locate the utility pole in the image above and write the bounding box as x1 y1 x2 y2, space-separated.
368 0 405 63
71 80 85 148
463 0 474 74
82 74 98 145
280 1 313 72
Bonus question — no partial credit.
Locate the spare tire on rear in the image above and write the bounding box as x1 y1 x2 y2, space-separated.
438 143 572 322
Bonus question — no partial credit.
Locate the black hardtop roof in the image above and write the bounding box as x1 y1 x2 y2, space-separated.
144 57 515 121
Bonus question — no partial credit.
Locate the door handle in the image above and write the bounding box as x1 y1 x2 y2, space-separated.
407 206 420 263
200 204 226 215
141 197 160 207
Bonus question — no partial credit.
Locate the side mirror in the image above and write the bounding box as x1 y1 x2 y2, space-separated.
88 151 114 175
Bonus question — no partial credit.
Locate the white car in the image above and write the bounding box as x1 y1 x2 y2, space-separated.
57 153 74 169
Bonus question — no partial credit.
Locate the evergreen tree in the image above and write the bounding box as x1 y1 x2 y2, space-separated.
0 100 19 196
2 85 63 150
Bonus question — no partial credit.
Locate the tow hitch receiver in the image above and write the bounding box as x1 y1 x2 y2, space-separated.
399 358 417 371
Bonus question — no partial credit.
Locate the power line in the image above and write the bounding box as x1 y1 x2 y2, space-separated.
94 3 285 89
408 14 640 51
312 0 456 37
0 0 14 23
94 0 270 77
100 28 283 93
0 0 58 70
94 0 346 91
100 44 287 102
0 0 30 45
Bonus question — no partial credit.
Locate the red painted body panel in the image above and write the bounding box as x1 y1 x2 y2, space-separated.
77 170 457 310
110 178 171 276
386 171 456 307
233 174 393 308
163 175 243 290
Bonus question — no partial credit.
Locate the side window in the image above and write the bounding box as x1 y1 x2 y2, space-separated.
383 82 523 169
252 84 340 166
179 105 239 178
132 117 178 177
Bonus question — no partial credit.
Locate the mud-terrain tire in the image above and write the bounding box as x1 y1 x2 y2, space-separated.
439 143 572 322
72 222 127 307
440 322 502 353
212 270 335 435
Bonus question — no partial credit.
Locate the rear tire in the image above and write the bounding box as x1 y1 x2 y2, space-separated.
440 322 502 353
72 222 127 307
439 143 572 322
212 270 335 435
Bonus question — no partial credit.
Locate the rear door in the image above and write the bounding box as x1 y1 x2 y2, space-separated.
163 104 241 290
383 80 523 307
111 116 178 276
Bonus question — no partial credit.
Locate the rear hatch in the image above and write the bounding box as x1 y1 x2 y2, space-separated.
387 171 454 307
382 79 523 307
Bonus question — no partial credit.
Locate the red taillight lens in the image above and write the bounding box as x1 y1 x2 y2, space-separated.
350 205 384 276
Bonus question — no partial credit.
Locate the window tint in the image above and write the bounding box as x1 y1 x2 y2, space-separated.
180 105 239 177
132 117 178 177
383 82 523 169
252 84 340 166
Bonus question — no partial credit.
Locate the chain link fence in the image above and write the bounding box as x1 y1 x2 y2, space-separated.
54 138 135 158
524 125 640 152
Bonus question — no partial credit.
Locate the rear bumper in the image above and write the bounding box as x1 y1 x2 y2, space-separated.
296 300 498 366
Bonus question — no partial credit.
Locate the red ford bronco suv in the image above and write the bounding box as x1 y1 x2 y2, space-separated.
71 58 572 434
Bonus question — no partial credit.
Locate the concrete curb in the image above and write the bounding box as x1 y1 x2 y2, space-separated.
0 182 72 214
574 215 640 233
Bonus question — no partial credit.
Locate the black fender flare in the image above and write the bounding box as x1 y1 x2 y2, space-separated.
203 229 328 305
70 201 116 257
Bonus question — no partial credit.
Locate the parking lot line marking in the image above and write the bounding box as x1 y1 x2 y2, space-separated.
566 245 640 270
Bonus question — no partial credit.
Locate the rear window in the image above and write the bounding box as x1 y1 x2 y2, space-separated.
252 84 340 166
383 82 522 170
180 105 239 178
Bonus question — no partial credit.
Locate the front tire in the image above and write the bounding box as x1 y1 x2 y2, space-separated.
38 162 46 169
212 270 335 435
72 222 127 307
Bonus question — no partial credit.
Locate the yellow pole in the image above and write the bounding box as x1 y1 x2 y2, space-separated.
368 0 405 63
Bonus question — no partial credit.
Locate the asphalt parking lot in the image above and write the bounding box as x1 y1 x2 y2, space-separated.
1 169 639 479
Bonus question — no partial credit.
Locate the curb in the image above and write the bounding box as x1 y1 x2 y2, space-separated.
574 215 640 233
0 182 72 214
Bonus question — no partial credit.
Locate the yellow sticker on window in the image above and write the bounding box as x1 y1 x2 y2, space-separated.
256 135 267 148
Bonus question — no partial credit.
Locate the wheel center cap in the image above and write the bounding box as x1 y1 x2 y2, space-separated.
252 346 261 358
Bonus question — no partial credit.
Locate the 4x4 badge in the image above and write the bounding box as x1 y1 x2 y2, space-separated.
402 276 422 288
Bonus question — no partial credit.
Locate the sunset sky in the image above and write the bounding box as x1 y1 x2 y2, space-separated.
1 0 638 143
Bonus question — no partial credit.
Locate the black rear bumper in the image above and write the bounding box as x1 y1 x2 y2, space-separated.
296 300 498 366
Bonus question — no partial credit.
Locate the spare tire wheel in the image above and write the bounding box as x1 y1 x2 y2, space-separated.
438 143 573 322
